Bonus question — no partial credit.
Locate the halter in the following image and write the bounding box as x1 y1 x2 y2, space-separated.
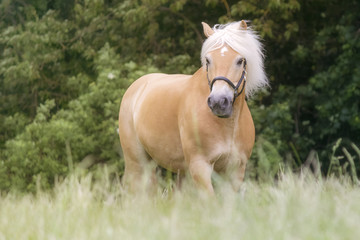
206 58 247 103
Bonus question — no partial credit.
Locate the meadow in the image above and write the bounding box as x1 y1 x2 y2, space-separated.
1 171 359 240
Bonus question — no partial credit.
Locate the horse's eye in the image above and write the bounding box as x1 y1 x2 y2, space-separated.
206 58 210 65
237 58 244 66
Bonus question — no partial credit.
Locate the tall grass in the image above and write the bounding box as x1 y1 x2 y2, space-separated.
1 169 360 240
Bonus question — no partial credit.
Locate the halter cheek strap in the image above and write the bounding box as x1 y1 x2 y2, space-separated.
207 59 247 103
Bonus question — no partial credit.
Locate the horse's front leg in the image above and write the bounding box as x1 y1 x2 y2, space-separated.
229 160 247 192
188 157 214 195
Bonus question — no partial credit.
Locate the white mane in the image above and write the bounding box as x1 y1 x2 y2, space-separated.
201 21 268 97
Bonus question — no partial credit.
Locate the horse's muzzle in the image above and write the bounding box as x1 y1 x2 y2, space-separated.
207 95 233 118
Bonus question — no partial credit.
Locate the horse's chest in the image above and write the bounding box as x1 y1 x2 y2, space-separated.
211 143 245 173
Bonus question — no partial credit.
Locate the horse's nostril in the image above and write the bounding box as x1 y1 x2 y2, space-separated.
220 97 230 108
223 98 228 106
207 97 213 108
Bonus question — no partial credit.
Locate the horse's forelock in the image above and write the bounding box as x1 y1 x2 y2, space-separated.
201 21 268 97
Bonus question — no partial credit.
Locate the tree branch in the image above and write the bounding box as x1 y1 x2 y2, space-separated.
159 7 204 45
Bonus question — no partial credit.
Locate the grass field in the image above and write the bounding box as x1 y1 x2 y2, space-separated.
0 171 359 240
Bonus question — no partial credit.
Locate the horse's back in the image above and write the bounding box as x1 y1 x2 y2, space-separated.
119 73 191 123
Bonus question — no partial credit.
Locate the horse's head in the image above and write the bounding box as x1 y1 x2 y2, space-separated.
201 21 268 118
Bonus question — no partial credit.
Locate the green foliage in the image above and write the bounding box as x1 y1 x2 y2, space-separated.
326 139 360 185
0 11 71 116
247 137 283 182
287 6 359 165
0 0 359 191
0 42 159 192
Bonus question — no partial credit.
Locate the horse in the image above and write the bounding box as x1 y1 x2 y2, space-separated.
118 20 268 194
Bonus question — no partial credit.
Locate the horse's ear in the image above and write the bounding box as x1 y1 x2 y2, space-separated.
240 20 247 30
202 22 214 38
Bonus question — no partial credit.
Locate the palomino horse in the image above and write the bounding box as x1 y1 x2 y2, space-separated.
118 21 268 194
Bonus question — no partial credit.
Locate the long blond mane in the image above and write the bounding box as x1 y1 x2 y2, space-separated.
201 21 268 97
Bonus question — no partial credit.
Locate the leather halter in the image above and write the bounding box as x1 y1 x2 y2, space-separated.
206 58 247 103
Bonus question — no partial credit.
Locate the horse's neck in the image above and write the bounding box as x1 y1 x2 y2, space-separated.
191 68 210 95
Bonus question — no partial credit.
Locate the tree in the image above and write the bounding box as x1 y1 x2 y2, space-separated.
0 0 359 191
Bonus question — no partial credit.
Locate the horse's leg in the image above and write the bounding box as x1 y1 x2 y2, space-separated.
188 158 214 195
122 156 144 192
121 136 155 193
229 160 247 192
175 169 185 190
123 157 158 194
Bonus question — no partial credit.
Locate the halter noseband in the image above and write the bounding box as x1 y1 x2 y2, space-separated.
206 58 247 103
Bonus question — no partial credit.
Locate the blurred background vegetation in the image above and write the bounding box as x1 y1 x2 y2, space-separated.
0 0 359 192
